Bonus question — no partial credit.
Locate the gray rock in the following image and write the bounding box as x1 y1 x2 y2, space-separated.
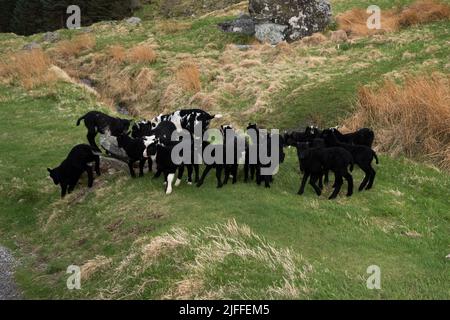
0 246 21 300
234 44 255 51
218 15 256 35
22 41 41 51
43 31 60 43
255 23 287 45
126 17 142 26
249 0 332 42
99 134 129 162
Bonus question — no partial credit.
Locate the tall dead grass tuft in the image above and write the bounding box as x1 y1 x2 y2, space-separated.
127 45 157 64
337 0 450 36
81 256 112 281
176 62 202 92
336 8 398 36
345 73 450 170
0 49 57 89
108 45 126 63
55 34 96 57
134 68 155 95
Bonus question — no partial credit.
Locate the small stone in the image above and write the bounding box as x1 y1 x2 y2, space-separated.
126 17 142 26
42 31 60 43
22 41 41 51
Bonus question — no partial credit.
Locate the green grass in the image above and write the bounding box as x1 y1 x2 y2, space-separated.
0 82 449 299
0 0 450 299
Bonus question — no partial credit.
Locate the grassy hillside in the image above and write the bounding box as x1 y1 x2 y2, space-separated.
0 0 449 299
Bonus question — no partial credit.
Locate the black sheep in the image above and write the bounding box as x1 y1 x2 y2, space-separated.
47 144 101 198
77 111 131 152
116 134 153 178
131 120 155 139
246 124 285 188
322 129 379 191
331 127 375 148
296 142 354 200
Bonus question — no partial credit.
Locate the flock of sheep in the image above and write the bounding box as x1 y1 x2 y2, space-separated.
47 108 378 200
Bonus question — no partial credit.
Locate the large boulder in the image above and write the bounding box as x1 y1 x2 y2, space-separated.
249 0 332 42
219 0 332 44
255 23 287 45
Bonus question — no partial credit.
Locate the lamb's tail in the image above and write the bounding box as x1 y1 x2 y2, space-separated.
76 115 86 126
373 151 379 165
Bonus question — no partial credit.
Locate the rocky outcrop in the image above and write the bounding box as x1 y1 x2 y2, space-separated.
219 0 332 44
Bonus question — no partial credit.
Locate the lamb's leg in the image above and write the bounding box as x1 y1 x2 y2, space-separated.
148 158 153 173
128 161 136 178
264 175 271 188
329 174 343 200
94 155 101 176
232 165 238 184
86 166 94 187
324 170 329 184
176 165 185 187
166 172 175 195
87 129 101 153
194 164 200 183
298 172 310 195
186 165 194 185
344 171 354 197
318 173 324 190
223 166 230 185
310 174 322 196
216 165 224 188
256 166 262 185
358 165 371 191
139 159 146 177
60 183 68 198
197 165 212 187
366 167 376 190
250 165 256 180
244 163 249 182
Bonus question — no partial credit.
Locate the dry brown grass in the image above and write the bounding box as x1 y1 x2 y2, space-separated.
398 0 450 26
108 45 126 63
337 0 450 36
176 62 202 92
81 256 112 281
337 8 399 36
155 20 192 34
134 68 155 95
54 34 96 57
127 45 157 64
345 73 450 170
0 49 57 89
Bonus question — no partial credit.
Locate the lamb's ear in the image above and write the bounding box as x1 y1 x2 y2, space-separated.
47 168 52 173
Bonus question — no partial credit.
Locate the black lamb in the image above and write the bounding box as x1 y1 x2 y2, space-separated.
47 144 101 198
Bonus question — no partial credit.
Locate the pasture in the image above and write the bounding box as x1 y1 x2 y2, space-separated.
0 0 449 299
